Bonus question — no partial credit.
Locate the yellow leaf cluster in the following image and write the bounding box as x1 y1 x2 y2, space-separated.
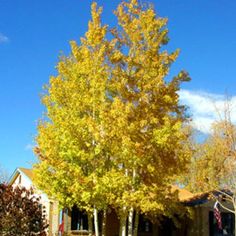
33 0 191 220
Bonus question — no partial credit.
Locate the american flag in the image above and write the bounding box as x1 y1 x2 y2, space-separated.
58 210 64 235
58 220 64 233
214 201 222 230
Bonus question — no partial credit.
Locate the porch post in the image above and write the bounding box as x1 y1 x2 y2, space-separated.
64 208 71 233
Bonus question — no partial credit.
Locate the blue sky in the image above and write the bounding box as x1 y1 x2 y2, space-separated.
1 0 236 175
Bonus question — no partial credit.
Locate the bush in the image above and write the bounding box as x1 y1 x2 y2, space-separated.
0 184 48 236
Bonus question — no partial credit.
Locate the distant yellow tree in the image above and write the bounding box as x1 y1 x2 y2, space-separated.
187 105 236 193
187 104 236 236
34 1 191 236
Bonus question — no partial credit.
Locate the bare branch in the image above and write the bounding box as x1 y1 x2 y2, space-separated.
211 193 235 214
217 200 235 214
215 189 233 202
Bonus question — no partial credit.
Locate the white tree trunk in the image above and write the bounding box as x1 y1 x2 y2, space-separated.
235 217 236 236
94 207 99 236
88 214 93 236
128 208 134 236
133 211 139 236
119 214 127 236
102 209 107 236
235 215 236 236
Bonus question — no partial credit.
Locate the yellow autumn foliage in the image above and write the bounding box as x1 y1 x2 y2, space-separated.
33 0 191 223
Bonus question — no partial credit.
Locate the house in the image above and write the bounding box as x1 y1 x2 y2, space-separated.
183 191 235 236
61 186 195 236
8 167 234 236
8 167 60 236
61 188 235 236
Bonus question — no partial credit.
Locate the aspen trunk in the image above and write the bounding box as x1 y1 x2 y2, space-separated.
94 207 99 236
127 168 137 236
119 214 127 236
102 209 107 236
88 214 93 236
127 208 134 236
234 217 236 236
234 201 236 236
119 168 129 236
234 208 236 236
133 211 139 236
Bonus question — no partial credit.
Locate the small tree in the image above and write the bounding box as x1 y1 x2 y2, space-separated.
187 103 236 235
0 166 8 184
0 184 48 236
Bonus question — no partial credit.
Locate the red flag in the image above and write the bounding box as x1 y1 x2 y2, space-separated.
214 201 222 230
59 217 64 233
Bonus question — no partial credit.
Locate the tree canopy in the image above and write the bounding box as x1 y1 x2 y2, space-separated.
34 0 191 235
187 117 236 193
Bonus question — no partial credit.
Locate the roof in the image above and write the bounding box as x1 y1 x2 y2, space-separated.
183 189 233 206
18 168 33 180
8 167 33 186
171 185 194 202
183 192 210 206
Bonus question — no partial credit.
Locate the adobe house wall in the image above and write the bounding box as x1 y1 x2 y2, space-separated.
63 208 193 236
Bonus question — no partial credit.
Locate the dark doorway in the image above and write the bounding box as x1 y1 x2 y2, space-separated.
209 211 234 236
71 206 88 231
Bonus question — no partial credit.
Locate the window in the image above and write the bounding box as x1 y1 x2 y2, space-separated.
71 206 88 231
18 175 22 185
138 214 152 233
209 211 234 236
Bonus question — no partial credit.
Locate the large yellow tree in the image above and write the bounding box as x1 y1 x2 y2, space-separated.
34 1 191 235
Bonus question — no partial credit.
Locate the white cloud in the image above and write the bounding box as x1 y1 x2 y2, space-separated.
178 89 236 134
0 33 9 43
25 144 34 151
